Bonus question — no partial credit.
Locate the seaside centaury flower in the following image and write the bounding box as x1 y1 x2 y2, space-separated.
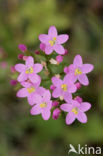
69 55 94 85
15 56 43 83
52 74 77 102
60 99 91 125
39 26 69 55
30 90 52 120
17 81 45 105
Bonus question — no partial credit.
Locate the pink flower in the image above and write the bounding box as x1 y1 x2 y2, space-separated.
56 55 63 63
30 90 52 120
69 55 94 86
35 50 40 55
63 49 68 55
60 100 91 125
52 74 77 102
18 44 27 52
17 81 45 105
15 56 43 83
52 108 61 120
39 26 69 55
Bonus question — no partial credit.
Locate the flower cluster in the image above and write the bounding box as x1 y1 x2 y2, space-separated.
11 26 94 125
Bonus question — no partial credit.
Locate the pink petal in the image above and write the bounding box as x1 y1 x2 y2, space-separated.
54 44 65 54
39 34 50 44
52 77 62 87
66 112 76 125
78 74 89 86
64 93 72 103
57 35 69 44
81 64 94 74
45 45 53 55
52 88 61 98
17 88 28 97
60 104 73 112
42 109 51 120
73 55 83 66
21 82 31 88
48 26 57 37
68 84 77 93
46 100 52 110
43 90 51 102
79 102 91 112
36 87 46 95
72 100 80 107
15 64 26 72
33 63 43 73
30 105 41 115
26 56 34 68
27 94 35 106
29 73 41 84
17 72 27 82
63 74 76 84
31 94 42 104
76 112 87 123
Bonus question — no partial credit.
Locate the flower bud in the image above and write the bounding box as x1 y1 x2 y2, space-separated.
52 108 61 120
75 82 81 90
23 56 28 61
10 80 18 86
35 50 40 55
56 55 63 63
10 66 16 73
18 44 27 52
40 43 46 51
50 85 56 90
64 66 69 74
64 49 68 55
74 96 83 103
18 54 24 60
52 101 59 107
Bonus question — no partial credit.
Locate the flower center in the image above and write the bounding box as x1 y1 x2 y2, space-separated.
40 102 47 108
49 37 56 46
72 107 78 115
61 84 68 91
25 67 33 74
75 68 82 75
27 87 35 93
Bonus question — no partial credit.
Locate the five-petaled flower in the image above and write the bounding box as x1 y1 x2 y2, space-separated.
30 90 52 120
39 26 69 55
17 81 45 105
68 55 94 85
52 74 77 102
15 56 43 84
60 99 91 125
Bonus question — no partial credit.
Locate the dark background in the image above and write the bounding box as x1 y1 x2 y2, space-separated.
0 0 103 156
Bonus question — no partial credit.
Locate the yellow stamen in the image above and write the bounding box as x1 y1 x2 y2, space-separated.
25 67 33 74
61 84 68 91
40 102 47 108
53 37 56 41
49 37 57 46
27 87 35 93
72 107 78 115
75 68 82 75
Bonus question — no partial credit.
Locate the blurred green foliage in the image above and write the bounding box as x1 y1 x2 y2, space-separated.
0 0 103 155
